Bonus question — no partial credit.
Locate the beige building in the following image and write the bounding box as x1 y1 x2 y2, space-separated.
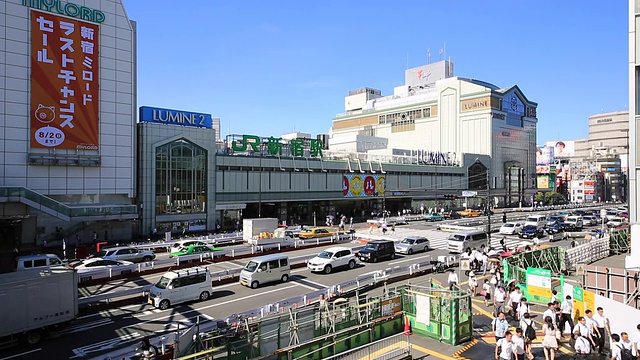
574 111 629 170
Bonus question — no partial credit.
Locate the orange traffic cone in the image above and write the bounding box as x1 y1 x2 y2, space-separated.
404 316 412 335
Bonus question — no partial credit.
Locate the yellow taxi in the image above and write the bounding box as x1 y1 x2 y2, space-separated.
458 209 482 217
298 228 335 239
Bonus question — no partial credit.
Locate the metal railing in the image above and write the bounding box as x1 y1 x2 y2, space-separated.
322 331 411 360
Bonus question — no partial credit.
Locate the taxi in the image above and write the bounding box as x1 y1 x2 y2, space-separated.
298 228 334 239
458 209 482 217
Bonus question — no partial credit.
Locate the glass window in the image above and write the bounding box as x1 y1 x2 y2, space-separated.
280 258 288 267
268 260 280 269
155 139 208 215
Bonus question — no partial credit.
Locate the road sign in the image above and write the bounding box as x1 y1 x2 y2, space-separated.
600 209 607 217
460 259 471 271
461 191 477 197
576 263 586 275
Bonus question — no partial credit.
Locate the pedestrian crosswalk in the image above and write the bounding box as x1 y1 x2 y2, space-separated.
354 227 537 252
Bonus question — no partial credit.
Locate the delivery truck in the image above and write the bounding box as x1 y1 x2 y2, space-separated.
0 268 78 347
242 218 279 242
246 227 300 246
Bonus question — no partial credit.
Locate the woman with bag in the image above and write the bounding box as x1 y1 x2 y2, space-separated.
482 279 492 306
468 271 478 296
520 312 536 360
542 316 558 360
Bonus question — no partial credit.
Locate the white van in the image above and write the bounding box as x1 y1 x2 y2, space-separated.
239 254 290 289
524 214 547 229
447 230 488 253
148 267 212 310
15 254 64 271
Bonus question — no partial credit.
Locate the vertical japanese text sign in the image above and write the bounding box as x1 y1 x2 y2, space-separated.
30 11 100 150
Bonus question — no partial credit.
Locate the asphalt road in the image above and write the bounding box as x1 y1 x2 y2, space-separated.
0 207 605 360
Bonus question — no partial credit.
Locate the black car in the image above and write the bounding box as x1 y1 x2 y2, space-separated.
547 221 571 234
519 225 543 239
442 211 462 220
357 240 395 263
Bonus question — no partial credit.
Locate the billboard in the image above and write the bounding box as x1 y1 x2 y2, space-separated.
343 174 385 197
536 146 554 165
537 175 550 189
545 140 574 158
30 11 100 150
536 165 550 174
139 106 213 128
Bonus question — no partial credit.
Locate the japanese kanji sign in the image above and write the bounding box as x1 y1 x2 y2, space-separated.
231 135 324 157
30 10 99 151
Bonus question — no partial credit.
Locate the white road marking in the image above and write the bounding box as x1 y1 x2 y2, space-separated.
57 318 114 334
0 348 41 360
70 332 140 358
389 253 432 265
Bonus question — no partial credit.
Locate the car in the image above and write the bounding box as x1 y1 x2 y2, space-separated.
499 222 523 235
306 246 357 274
357 240 395 263
69 258 136 282
546 216 561 227
100 246 156 263
546 221 571 234
394 237 430 255
619 212 629 219
298 228 334 239
458 209 482 217
582 215 597 226
572 210 586 216
423 213 443 222
605 210 619 221
564 216 583 230
607 217 627 228
170 240 208 254
556 213 570 221
519 225 543 239
170 244 224 258
442 211 462 220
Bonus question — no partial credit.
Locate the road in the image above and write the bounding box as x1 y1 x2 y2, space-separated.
0 207 605 360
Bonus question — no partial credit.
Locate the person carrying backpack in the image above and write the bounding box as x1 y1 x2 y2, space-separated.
612 333 634 360
572 329 592 359
521 313 536 360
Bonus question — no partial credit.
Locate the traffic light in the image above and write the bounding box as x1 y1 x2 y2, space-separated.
443 194 458 199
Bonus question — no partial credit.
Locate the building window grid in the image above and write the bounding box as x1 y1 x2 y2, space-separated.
378 107 431 124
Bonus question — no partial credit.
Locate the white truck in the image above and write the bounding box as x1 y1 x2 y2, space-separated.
246 227 299 247
242 218 279 242
0 268 78 347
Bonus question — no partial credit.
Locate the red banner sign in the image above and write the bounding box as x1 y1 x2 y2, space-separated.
30 10 99 150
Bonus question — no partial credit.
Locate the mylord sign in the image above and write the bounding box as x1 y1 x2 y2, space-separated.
23 0 106 23
139 106 213 129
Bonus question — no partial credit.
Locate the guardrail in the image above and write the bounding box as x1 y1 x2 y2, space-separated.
76 233 353 285
565 236 610 272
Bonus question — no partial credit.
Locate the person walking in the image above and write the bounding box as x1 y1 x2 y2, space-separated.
493 285 506 316
468 271 478 296
520 313 536 360
585 310 602 352
482 279 492 306
573 317 596 348
572 328 592 359
593 307 610 355
560 295 575 337
620 332 634 359
542 316 559 360
495 331 517 360
633 324 640 359
509 287 523 320
513 328 526 360
610 333 632 360
516 298 530 322
543 302 557 327
492 312 510 342
447 269 458 290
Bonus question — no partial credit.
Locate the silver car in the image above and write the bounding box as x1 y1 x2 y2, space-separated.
394 237 430 255
102 246 155 263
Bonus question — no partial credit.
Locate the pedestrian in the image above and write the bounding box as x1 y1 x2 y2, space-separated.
481 252 489 275
573 317 596 348
493 285 506 316
468 271 478 296
492 312 509 342
560 295 575 337
543 302 557 327
513 328 526 360
495 330 517 360
516 298 530 322
633 324 640 359
521 313 536 360
611 333 632 360
509 287 523 320
136 337 158 360
482 279 492 306
551 289 559 304
542 316 559 360
620 332 634 358
503 212 507 223
93 231 98 244
572 328 592 359
447 269 458 290
381 222 388 234
593 307 610 354
391 223 395 234
585 310 602 351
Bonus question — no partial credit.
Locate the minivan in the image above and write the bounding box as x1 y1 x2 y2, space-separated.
524 214 547 229
148 267 212 310
447 230 488 253
356 240 395 263
239 254 290 289
565 216 583 230
15 254 64 271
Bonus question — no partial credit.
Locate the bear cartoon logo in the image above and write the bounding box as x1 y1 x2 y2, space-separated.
34 104 55 124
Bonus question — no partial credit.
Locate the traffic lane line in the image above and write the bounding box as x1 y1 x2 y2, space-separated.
411 344 457 360
0 348 42 360
388 253 433 265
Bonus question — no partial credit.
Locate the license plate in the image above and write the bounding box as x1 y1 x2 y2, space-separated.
148 299 153 305
241 281 247 286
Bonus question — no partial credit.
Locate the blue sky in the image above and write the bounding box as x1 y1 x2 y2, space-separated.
124 0 628 145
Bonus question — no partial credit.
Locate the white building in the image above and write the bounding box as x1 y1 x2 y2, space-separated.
0 0 137 254
329 60 539 204
627 0 640 269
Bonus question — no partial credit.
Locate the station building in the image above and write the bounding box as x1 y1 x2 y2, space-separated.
0 0 138 255
328 60 540 207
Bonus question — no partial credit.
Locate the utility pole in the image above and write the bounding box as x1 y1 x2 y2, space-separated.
258 151 262 218
486 170 492 245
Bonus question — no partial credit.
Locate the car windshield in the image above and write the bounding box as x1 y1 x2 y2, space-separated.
317 251 333 259
364 243 379 250
155 276 171 290
449 235 465 241
523 225 537 230
607 211 618 216
244 261 258 272
504 224 514 228
401 238 415 244
526 217 538 222
68 260 83 268
548 217 558 221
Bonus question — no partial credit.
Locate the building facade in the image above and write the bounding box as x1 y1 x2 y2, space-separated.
0 0 138 255
574 111 629 170
329 61 539 206
627 0 639 269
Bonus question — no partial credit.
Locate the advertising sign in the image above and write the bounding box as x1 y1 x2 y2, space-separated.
583 290 595 314
343 174 385 198
536 146 554 165
545 140 574 158
526 267 551 303
30 10 100 150
139 106 213 129
536 165 550 174
573 286 584 319
537 175 550 189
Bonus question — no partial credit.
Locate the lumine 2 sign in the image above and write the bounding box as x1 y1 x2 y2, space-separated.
231 135 324 157
23 0 106 23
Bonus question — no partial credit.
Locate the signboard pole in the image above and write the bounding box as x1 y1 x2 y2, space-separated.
486 171 492 245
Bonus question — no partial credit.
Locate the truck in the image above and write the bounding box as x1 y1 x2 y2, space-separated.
242 218 279 242
246 227 299 247
0 268 78 347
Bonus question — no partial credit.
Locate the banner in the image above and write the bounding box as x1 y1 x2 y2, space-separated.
526 268 551 303
416 295 430 326
30 11 100 150
537 175 550 189
343 174 385 197
583 290 595 314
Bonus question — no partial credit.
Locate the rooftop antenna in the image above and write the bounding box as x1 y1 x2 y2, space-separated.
427 48 431 64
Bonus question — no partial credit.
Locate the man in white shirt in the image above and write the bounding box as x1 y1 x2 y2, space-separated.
592 307 609 354
573 328 592 359
509 287 523 320
512 328 526 360
516 298 530 321
573 317 596 347
543 302 557 326
633 324 640 358
494 331 517 360
611 333 624 360
621 332 634 354
493 286 506 316
560 295 574 336
447 270 458 290
551 289 559 304
480 252 489 275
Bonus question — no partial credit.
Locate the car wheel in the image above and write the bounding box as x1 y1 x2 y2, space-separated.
390 253 395 260
25 330 42 345
424 246 430 252
159 300 170 310
372 256 378 263
407 249 413 255
348 260 356 269
281 274 289 282
199 291 210 301
251 281 259 289
143 256 153 262
324 265 332 274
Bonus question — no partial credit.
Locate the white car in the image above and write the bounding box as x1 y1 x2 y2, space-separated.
100 246 156 263
607 217 627 228
307 246 357 274
394 237 431 255
70 258 136 282
582 215 597 226
499 222 523 235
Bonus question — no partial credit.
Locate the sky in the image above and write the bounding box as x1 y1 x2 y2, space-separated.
124 0 628 145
